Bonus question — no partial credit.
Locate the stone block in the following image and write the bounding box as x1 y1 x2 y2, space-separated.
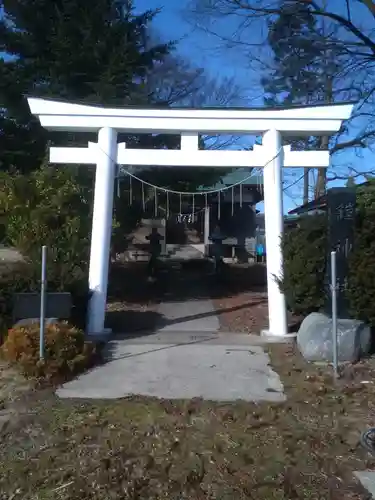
297 312 371 363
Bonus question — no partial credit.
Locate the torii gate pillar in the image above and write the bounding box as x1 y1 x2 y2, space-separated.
262 129 288 337
87 127 117 335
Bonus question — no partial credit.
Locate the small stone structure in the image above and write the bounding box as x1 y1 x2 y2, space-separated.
297 312 371 363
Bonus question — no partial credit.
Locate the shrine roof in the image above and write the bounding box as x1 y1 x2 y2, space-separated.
198 169 263 192
288 180 373 215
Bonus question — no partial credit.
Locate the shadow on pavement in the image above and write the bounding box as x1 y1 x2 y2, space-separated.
105 259 270 336
106 299 272 339
107 260 267 304
104 334 219 363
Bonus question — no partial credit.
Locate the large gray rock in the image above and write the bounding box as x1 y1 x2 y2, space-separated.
297 312 372 363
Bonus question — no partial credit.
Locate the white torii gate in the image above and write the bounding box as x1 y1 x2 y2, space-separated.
27 97 354 338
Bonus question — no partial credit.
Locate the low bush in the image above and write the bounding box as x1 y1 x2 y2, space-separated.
0 259 91 342
280 214 328 316
347 206 375 325
0 166 95 334
0 262 39 341
1 166 91 295
2 321 99 381
281 181 375 324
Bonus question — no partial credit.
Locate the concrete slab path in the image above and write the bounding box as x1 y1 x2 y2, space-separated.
354 471 375 498
57 295 285 402
57 334 285 403
157 299 220 332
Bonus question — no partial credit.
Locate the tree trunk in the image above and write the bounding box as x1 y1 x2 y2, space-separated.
314 6 332 200
314 135 328 199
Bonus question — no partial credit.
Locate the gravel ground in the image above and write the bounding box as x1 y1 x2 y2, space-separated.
1 343 375 499
210 263 302 334
213 291 302 334
213 290 269 333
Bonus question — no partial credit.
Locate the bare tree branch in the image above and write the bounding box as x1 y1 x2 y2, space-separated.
187 0 375 184
332 129 375 152
359 0 375 18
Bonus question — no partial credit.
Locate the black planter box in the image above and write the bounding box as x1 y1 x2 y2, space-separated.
13 292 72 322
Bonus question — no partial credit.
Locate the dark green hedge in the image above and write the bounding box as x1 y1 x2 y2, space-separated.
281 181 375 324
347 205 375 326
280 214 327 316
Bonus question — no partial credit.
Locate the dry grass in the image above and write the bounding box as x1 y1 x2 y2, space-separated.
0 343 375 499
213 290 269 333
0 360 31 405
213 291 302 333
0 259 373 498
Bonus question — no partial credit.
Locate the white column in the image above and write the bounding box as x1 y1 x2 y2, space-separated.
87 127 118 336
181 132 199 151
204 206 210 256
262 129 288 337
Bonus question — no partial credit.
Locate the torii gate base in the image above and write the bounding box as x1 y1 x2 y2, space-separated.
27 98 354 339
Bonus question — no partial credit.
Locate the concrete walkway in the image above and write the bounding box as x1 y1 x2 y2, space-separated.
157 299 220 332
354 471 375 498
0 246 24 264
56 297 286 402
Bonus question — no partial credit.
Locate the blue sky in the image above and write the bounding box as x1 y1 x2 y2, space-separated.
135 0 256 83
2 1 372 212
135 0 375 212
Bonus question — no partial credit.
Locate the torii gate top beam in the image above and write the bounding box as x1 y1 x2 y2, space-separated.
28 97 354 136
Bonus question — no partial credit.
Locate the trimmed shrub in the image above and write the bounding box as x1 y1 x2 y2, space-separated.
347 206 375 326
280 214 327 316
0 260 92 342
1 166 92 295
0 262 39 341
346 181 375 325
0 166 95 333
281 181 375 324
356 179 375 211
2 321 98 381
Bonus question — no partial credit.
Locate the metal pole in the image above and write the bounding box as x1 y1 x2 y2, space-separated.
330 250 339 380
204 206 210 256
39 245 47 360
161 218 167 256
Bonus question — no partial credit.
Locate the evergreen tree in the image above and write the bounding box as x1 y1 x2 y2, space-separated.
0 0 170 172
262 2 323 107
262 0 341 200
346 175 356 188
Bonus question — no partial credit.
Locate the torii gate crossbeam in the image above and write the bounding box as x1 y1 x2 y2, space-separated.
27 98 354 339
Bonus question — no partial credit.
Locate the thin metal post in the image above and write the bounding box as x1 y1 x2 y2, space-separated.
204 206 210 256
330 251 339 380
39 246 47 360
161 218 167 256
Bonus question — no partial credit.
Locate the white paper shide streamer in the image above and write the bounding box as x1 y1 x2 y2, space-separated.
113 156 283 219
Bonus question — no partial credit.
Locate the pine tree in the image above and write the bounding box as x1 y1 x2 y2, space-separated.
346 176 356 188
262 0 340 201
0 0 170 172
262 2 323 107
